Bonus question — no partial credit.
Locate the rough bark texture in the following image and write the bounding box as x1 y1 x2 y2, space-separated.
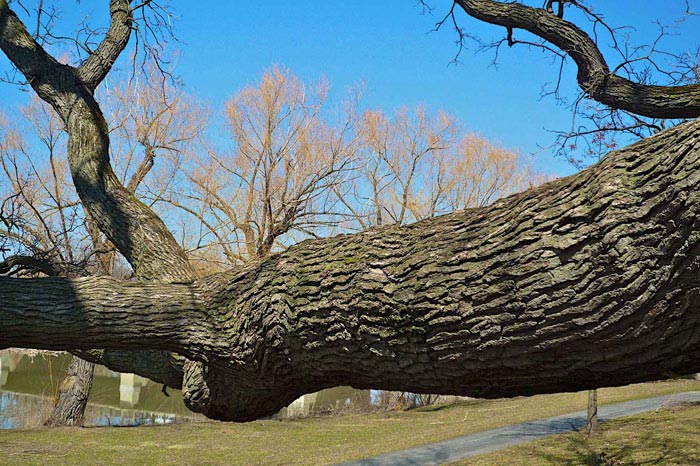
4 0 700 423
453 0 700 119
4 262 100 427
0 242 99 427
45 357 95 427
1 0 195 404
3 119 700 421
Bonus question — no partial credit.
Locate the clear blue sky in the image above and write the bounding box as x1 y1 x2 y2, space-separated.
1 1 699 177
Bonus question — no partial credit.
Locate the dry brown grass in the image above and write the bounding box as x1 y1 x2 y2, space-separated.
1 379 699 465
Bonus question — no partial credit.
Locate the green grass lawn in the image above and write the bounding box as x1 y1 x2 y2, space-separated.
456 402 700 466
1 379 700 466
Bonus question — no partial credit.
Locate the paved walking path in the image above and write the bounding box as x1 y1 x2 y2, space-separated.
336 391 700 466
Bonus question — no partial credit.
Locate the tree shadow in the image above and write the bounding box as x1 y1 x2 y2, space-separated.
531 404 700 466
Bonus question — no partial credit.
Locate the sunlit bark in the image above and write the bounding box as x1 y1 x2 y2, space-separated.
4 1 700 423
3 119 700 421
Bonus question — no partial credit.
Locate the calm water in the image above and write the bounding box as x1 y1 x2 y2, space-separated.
0 350 370 429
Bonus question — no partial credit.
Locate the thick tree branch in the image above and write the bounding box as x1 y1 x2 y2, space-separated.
0 253 62 276
0 276 205 353
77 0 133 92
3 119 700 421
453 0 700 119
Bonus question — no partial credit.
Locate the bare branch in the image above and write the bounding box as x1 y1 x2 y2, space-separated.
77 0 133 91
452 0 700 119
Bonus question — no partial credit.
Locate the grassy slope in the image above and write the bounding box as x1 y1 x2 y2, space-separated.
1 379 700 466
456 402 700 466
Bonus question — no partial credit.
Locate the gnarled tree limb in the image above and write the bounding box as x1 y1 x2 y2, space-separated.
453 0 700 119
3 118 700 421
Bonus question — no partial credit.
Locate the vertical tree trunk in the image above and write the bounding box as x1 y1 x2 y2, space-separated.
586 389 598 433
45 356 95 427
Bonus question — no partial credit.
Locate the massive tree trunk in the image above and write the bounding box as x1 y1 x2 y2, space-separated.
4 0 700 423
3 118 700 421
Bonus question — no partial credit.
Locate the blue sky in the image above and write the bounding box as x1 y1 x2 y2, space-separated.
1 1 699 177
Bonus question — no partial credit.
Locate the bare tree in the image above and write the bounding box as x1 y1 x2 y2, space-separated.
338 106 537 229
342 106 459 228
2 1 700 423
0 101 88 278
168 66 357 266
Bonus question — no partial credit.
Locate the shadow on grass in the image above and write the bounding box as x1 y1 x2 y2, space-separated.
530 404 700 466
416 399 489 413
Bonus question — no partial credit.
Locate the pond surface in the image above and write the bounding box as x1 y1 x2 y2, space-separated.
0 350 370 429
0 350 199 429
